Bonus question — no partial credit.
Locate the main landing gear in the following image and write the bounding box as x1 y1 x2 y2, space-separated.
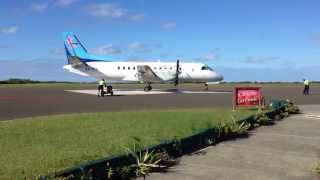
204 83 208 91
144 82 152 91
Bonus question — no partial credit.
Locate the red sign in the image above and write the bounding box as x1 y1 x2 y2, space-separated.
233 87 262 109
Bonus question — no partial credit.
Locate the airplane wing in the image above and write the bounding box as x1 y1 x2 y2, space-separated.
137 65 163 82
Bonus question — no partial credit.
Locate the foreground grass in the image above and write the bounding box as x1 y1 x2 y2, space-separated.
0 109 255 178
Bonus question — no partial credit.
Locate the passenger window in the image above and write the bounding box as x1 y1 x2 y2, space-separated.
133 67 136 70
123 67 125 70
159 67 162 70
118 66 120 70
128 67 130 70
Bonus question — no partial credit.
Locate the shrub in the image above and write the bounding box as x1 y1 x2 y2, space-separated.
284 100 300 114
125 145 170 178
312 162 320 174
255 113 274 125
220 117 250 137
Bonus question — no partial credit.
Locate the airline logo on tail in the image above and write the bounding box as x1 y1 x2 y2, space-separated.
66 36 77 48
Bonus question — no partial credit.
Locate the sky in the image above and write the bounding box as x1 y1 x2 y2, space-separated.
0 0 320 82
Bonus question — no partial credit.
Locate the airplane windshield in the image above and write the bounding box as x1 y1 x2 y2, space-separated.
201 65 213 71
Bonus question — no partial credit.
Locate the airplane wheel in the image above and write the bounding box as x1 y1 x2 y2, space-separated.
204 83 208 91
144 85 152 91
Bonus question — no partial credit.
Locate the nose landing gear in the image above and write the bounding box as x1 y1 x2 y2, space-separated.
144 82 152 91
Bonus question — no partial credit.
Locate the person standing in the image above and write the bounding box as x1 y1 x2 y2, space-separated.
98 79 106 97
303 79 310 95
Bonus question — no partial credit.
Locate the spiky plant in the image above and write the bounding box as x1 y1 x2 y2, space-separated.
221 116 249 137
312 162 320 174
106 163 114 179
255 113 274 125
126 145 165 177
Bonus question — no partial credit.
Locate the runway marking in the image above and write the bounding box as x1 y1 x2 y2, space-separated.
65 89 232 96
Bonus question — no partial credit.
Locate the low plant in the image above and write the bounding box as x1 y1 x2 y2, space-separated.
280 111 289 118
220 116 250 137
284 100 300 114
125 145 166 177
312 162 320 174
255 113 274 125
106 163 114 179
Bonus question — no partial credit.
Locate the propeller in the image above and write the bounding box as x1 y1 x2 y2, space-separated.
174 59 180 86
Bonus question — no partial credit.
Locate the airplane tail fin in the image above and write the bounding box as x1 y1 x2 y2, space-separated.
63 32 89 64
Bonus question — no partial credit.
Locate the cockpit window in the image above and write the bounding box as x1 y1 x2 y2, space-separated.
201 65 213 71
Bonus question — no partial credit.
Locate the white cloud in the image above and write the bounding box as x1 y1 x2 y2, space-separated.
244 56 279 64
308 35 320 43
30 2 48 12
49 48 65 56
201 52 219 61
86 3 145 22
161 22 176 29
92 44 122 55
87 3 127 18
195 51 220 62
128 42 146 50
128 14 145 22
0 26 18 35
0 45 13 49
127 42 155 52
55 0 77 7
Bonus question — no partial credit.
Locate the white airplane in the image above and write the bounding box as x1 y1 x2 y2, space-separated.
63 32 223 91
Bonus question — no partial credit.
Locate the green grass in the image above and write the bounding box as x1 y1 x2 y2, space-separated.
0 109 255 178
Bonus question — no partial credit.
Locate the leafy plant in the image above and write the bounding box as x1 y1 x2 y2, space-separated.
284 100 300 114
280 111 289 118
220 116 250 137
114 166 132 179
206 138 216 145
106 163 114 179
125 145 165 177
312 162 320 174
255 113 274 125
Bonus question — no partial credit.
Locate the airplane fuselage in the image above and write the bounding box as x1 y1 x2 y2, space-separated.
64 61 223 83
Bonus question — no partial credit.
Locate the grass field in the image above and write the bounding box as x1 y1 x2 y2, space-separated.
0 108 256 178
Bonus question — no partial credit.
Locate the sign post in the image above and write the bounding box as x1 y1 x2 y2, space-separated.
233 87 262 111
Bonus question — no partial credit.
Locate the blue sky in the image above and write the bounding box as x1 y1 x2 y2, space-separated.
1 0 320 81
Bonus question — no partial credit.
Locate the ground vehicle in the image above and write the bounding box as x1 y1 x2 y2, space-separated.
101 85 114 96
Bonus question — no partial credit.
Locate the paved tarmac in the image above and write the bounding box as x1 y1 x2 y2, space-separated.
0 84 320 121
144 105 320 180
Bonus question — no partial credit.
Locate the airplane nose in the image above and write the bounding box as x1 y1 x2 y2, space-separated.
208 72 223 82
216 74 223 81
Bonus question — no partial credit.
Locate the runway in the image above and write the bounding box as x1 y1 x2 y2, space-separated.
66 89 232 96
1 84 320 121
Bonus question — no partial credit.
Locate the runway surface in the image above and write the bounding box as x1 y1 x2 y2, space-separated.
66 89 232 96
1 84 320 121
